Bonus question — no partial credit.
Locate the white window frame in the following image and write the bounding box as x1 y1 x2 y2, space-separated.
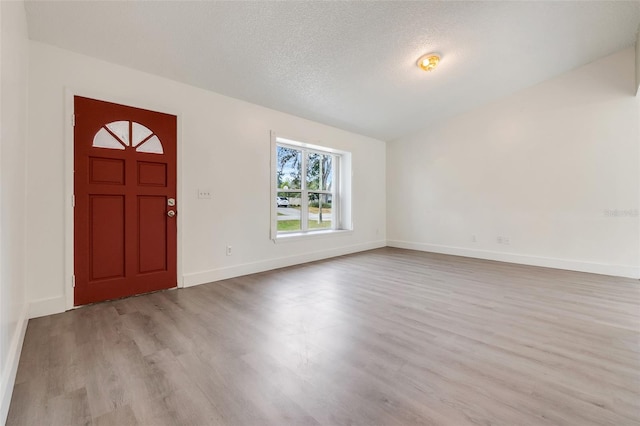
271 132 352 241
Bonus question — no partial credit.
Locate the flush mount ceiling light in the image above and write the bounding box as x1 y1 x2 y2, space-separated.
417 53 441 72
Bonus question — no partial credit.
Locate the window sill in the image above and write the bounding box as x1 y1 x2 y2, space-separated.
273 229 353 243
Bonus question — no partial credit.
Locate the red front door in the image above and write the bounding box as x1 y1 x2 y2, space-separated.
74 96 177 306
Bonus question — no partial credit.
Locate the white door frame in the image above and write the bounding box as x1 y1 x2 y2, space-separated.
63 87 184 310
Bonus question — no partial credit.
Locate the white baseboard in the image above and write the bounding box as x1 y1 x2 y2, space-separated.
387 240 640 279
24 241 386 316
184 240 386 287
0 304 29 425
28 295 66 319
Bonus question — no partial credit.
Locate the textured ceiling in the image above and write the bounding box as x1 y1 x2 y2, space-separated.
24 1 640 141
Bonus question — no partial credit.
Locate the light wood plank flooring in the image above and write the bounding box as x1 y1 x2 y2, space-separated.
7 248 640 425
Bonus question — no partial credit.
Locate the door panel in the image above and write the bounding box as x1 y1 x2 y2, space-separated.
74 96 177 305
138 195 168 273
138 161 167 186
89 158 125 184
90 195 125 280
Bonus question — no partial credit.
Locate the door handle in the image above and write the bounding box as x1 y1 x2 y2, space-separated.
167 210 176 218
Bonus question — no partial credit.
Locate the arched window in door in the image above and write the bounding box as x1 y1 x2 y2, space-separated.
92 120 164 154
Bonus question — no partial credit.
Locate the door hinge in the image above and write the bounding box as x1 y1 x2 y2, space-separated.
71 194 75 207
71 114 76 127
72 275 76 288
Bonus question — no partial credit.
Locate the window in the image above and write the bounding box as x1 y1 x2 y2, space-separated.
271 134 351 240
92 121 164 154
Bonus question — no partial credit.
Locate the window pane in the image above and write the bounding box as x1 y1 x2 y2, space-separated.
308 193 332 231
132 122 153 147
105 121 130 146
277 146 302 190
322 155 333 191
307 153 333 191
93 127 125 150
136 135 164 154
306 153 320 190
277 191 301 207
277 191 301 232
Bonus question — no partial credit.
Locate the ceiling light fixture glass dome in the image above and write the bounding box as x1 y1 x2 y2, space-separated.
417 53 441 72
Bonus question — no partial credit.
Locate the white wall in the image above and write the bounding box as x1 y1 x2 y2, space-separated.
388 47 640 278
0 1 29 422
636 26 640 95
26 41 386 316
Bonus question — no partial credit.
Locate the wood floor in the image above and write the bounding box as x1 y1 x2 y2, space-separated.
7 248 640 425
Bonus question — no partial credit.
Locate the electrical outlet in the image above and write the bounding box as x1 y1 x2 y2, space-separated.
497 236 511 245
198 188 212 199
471 234 477 243
226 245 232 256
